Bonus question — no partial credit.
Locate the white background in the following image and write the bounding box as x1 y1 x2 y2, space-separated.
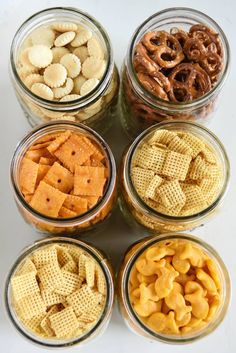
0 0 235 352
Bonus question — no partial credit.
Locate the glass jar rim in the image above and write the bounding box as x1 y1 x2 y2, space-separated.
10 7 114 111
126 7 231 113
120 233 231 344
123 120 230 223
10 121 117 226
4 236 114 347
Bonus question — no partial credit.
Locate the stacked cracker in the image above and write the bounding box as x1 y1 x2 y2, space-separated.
19 130 108 218
132 129 222 216
11 244 107 339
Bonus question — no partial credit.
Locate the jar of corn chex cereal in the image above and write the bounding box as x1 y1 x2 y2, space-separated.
120 8 230 138
10 7 119 135
119 121 229 233
117 233 231 343
5 237 114 347
10 121 117 235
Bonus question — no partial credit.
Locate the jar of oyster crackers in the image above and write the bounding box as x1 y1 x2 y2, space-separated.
10 7 119 135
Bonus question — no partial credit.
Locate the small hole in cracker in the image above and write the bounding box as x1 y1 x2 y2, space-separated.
57 179 61 183
87 179 91 184
46 198 50 202
71 151 76 156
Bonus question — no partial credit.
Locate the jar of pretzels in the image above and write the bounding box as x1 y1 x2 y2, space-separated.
118 233 231 343
119 121 229 233
120 7 230 138
5 237 114 347
10 121 117 235
10 7 119 134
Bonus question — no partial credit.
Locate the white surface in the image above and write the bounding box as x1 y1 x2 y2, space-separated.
0 0 235 352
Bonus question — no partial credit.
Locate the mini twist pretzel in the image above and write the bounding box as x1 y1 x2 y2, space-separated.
133 43 160 76
171 29 190 48
189 24 222 57
200 52 222 79
184 38 207 62
137 72 169 100
168 63 211 102
142 31 184 69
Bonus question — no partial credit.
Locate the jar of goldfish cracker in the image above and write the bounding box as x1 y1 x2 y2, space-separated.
10 121 117 235
118 233 231 343
5 236 114 347
10 7 119 135
119 121 229 233
120 7 230 138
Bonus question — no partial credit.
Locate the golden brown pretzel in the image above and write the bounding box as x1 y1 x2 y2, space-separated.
168 63 211 102
184 38 206 62
189 24 222 57
172 29 190 48
201 52 222 78
133 43 160 75
137 72 169 100
142 31 184 68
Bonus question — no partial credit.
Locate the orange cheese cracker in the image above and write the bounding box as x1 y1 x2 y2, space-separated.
44 162 74 193
19 157 39 194
74 166 106 197
30 181 67 217
19 129 109 221
63 195 88 215
54 134 94 172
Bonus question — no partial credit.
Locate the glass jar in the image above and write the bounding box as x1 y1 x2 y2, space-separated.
119 121 230 233
10 7 119 135
118 233 231 344
10 121 117 235
120 7 230 138
5 236 114 348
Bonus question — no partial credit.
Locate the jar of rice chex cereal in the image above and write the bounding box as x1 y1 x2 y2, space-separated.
5 237 114 347
10 121 117 235
119 121 230 233
10 7 119 135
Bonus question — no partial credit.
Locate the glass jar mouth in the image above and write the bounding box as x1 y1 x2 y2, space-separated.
10 121 117 226
4 236 114 347
121 233 231 344
124 120 230 223
126 7 231 112
10 7 114 111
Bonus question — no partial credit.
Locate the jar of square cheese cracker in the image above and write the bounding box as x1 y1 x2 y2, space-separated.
5 237 114 347
10 121 117 235
120 8 230 138
10 7 119 134
118 233 231 343
119 121 229 233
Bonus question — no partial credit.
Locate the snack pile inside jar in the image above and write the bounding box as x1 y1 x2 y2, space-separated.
16 20 116 122
133 24 223 102
19 129 109 218
10 243 107 339
129 239 222 335
131 128 223 217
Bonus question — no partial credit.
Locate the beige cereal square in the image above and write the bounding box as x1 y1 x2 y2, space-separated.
181 133 205 158
38 263 65 292
11 271 40 301
18 293 46 320
55 270 82 296
66 285 96 316
133 143 167 173
162 151 191 180
131 167 155 198
49 306 78 338
145 175 163 200
159 180 186 208
33 246 58 268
